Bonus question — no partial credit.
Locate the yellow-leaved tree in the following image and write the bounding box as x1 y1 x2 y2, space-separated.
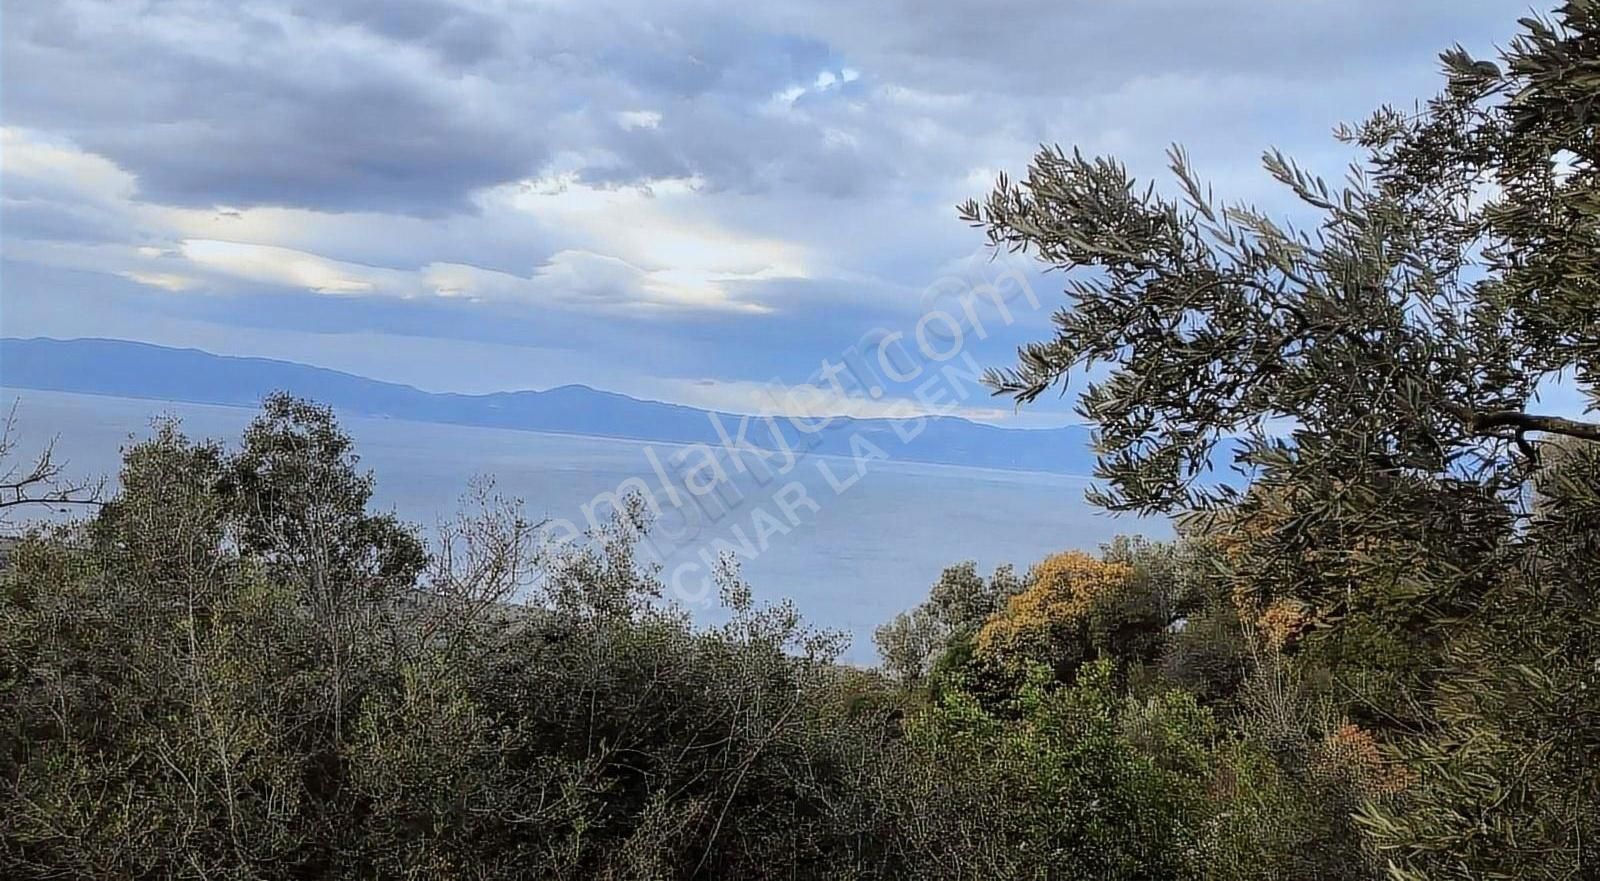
975 551 1134 677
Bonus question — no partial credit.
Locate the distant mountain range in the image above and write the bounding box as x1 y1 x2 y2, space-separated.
0 337 1099 475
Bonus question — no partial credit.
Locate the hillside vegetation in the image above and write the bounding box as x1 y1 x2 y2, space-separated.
3 5 1599 879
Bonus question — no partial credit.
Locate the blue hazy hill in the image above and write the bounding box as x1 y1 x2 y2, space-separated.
0 337 1102 475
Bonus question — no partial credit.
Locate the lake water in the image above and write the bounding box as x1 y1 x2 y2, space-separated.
0 388 1165 663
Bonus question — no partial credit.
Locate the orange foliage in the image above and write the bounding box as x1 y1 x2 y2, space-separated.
1256 598 1310 651
1202 486 1299 622
975 551 1133 666
1311 723 1414 797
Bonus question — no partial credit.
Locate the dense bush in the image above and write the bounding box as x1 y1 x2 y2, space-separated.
0 401 906 879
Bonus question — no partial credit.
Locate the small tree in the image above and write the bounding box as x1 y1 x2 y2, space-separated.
874 561 1021 682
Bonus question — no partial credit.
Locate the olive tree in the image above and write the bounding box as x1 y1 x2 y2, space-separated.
962 5 1600 877
963 5 1598 515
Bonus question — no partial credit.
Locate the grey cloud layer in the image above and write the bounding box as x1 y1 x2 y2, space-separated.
5 0 851 213
0 0 1533 404
3 0 1523 217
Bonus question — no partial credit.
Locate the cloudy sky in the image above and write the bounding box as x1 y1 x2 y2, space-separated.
1 0 1528 424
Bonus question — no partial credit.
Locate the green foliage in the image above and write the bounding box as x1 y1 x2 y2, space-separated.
227 392 428 595
896 659 1209 880
5 6 1598 879
873 560 1021 683
1160 605 1252 705
0 401 903 879
0 396 1420 881
1354 440 1600 880
958 5 1600 879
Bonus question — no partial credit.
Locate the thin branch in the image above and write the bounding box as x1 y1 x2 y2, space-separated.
0 403 106 513
1467 409 1600 443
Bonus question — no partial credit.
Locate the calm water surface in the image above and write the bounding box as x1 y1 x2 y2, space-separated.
1 389 1166 662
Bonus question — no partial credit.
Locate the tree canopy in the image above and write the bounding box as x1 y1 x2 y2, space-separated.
960 5 1600 878
964 2 1600 516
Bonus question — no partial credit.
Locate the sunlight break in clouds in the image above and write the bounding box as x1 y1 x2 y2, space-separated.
116 270 201 292
1 128 802 316
1 128 137 203
491 173 810 282
181 240 378 295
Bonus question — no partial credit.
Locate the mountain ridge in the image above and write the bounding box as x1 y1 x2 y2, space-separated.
0 337 1098 475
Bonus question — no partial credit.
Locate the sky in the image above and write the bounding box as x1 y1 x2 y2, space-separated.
0 0 1532 426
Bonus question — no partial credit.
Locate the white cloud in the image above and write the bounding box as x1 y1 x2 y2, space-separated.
540 249 779 314
1 127 136 203
766 85 807 111
423 250 773 313
1 133 805 315
615 110 662 130
180 240 379 295
119 270 200 291
490 173 809 283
